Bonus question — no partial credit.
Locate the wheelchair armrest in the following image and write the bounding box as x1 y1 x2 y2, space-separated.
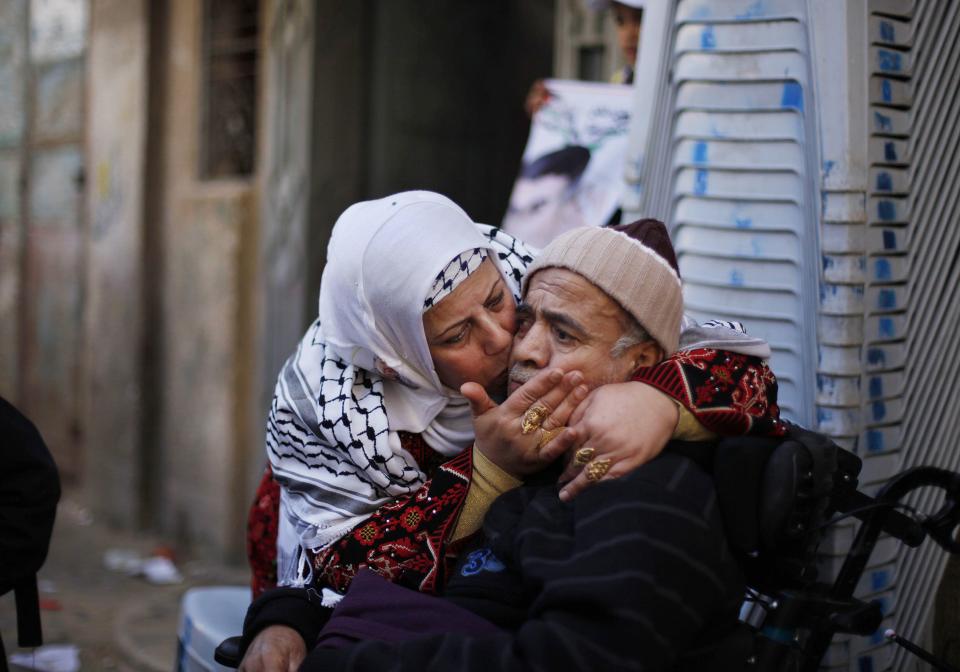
214 635 244 668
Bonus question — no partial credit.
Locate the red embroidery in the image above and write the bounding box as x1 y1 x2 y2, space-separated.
633 349 785 437
247 467 280 599
244 433 466 599
309 448 473 595
353 521 384 546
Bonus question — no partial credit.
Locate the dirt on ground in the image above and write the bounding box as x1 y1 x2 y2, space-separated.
1 491 248 672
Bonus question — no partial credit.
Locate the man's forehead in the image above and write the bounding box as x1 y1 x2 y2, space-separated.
524 268 623 320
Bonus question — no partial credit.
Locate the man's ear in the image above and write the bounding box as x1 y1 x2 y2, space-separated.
629 340 664 371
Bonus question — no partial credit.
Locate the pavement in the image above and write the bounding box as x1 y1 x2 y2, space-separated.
1 491 249 672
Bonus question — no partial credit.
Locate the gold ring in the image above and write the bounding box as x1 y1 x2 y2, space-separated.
585 458 612 482
538 426 565 449
573 447 595 466
521 404 549 435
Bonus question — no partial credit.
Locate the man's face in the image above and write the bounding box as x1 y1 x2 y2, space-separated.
508 268 658 394
612 2 643 65
503 174 571 241
424 258 515 398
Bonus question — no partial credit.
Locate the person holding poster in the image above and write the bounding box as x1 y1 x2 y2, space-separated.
503 80 632 247
512 1 644 247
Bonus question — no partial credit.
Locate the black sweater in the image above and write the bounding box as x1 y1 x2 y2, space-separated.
276 450 745 671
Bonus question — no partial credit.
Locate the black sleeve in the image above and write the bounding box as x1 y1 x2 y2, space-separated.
241 586 333 651
300 454 744 672
0 397 60 590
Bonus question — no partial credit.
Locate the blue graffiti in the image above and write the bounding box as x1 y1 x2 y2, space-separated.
817 407 831 425
872 401 886 421
877 199 896 221
781 82 804 111
735 217 752 229
882 230 897 250
871 568 890 591
876 172 893 191
823 160 835 177
881 79 892 103
884 142 898 162
700 25 716 49
878 288 897 309
878 317 895 339
879 21 895 43
877 49 903 72
816 373 831 391
692 141 708 164
874 112 892 132
735 0 765 20
867 348 887 366
869 377 883 399
874 258 892 280
693 169 708 195
729 269 745 286
866 430 884 453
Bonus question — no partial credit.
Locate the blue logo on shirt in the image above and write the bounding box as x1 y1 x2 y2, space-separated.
460 548 505 576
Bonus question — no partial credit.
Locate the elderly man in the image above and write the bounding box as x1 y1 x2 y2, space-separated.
240 224 753 672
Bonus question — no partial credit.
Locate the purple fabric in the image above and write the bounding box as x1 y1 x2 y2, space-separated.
315 569 502 648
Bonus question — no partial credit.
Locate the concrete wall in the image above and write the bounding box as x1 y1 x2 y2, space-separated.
0 0 28 402
156 0 259 561
0 0 89 479
84 0 148 523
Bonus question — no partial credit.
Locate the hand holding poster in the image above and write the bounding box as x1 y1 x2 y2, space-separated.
502 79 633 248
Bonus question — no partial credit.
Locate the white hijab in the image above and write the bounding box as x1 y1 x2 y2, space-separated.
318 191 492 452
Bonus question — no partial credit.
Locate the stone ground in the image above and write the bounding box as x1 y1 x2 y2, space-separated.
1 491 248 672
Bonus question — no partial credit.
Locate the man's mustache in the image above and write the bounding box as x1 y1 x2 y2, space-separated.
508 363 539 386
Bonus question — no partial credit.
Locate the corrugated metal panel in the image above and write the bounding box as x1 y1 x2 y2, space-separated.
626 0 819 423
886 0 960 668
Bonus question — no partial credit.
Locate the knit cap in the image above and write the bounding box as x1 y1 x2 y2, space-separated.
523 222 684 354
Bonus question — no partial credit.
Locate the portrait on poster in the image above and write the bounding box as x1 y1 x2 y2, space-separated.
502 79 632 249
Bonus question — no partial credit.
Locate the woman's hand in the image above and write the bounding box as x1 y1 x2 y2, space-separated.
238 625 307 672
557 382 679 501
462 368 587 479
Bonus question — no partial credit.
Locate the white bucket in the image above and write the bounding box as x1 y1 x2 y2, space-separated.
176 586 250 672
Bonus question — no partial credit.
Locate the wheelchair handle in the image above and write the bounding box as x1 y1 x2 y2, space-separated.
835 489 926 547
214 635 244 668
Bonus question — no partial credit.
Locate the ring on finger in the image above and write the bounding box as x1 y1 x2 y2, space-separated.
538 426 566 449
573 446 595 466
521 404 549 435
585 458 612 482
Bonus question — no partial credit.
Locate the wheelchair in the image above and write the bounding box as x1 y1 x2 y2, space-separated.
215 424 960 671
704 425 960 671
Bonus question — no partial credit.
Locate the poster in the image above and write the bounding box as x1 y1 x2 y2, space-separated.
502 79 633 249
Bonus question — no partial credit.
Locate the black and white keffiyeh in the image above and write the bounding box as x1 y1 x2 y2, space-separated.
424 248 489 309
267 192 536 585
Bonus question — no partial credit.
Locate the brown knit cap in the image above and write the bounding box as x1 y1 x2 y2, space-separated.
524 224 684 355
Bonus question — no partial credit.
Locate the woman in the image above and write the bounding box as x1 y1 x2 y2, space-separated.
248 191 781 598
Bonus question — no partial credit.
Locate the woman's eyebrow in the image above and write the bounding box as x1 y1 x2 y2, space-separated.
433 276 503 341
435 317 468 340
485 278 503 301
